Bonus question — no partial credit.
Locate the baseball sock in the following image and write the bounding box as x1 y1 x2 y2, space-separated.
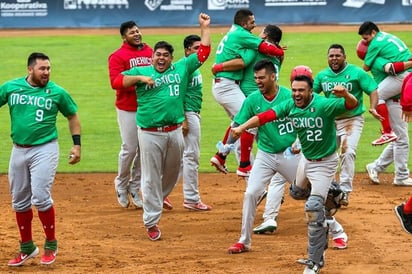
239 131 254 168
403 197 412 215
16 208 33 243
214 125 233 161
376 102 392 134
221 125 231 144
38 206 56 241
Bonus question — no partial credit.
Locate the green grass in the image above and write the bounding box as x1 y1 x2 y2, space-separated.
0 30 411 174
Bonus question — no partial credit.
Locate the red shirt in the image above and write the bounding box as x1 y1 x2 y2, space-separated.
401 72 412 111
108 42 153 111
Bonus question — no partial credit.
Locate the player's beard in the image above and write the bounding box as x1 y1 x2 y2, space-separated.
34 74 49 87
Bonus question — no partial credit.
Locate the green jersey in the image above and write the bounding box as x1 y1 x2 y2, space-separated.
184 69 202 113
371 57 400 99
215 24 265 81
313 63 377 119
370 56 390 84
234 87 295 154
365 31 412 71
239 49 282 97
273 93 348 160
0 77 78 145
123 53 202 128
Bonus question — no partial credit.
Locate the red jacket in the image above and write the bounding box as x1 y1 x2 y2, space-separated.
401 72 412 111
108 42 153 111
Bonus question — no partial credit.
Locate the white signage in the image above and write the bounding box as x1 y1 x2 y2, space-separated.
0 0 48 17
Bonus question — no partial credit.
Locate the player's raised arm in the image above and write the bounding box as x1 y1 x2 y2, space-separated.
197 13 211 63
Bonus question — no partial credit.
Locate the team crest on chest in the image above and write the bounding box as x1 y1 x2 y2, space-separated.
45 89 51 94
310 107 316 112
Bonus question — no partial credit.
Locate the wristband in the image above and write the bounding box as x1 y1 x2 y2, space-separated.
213 63 224 73
72 135 81 146
392 62 405 74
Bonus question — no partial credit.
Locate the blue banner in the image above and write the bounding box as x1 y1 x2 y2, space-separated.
0 0 411 29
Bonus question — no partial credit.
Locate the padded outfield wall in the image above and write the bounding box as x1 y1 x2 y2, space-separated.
0 0 412 29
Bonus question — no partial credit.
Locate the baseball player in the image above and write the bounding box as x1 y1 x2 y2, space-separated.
394 72 412 234
358 27 412 187
231 74 358 274
358 21 412 146
253 66 348 250
0 52 81 266
357 40 412 77
225 59 300 253
108 20 153 209
180 34 211 211
210 9 284 175
365 55 412 186
211 24 284 177
313 44 379 206
112 13 211 241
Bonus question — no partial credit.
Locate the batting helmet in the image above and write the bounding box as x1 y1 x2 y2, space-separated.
290 65 313 83
356 39 369 60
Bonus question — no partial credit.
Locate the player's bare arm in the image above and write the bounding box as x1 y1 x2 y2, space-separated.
291 139 301 154
385 60 412 76
121 75 154 89
182 116 189 136
199 13 211 46
368 90 383 121
332 85 358 109
231 116 260 139
211 58 245 75
67 113 81 165
362 63 371 72
402 111 412 123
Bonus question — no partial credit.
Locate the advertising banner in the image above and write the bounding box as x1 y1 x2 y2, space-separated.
0 0 411 29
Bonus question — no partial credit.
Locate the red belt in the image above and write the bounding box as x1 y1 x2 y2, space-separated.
214 78 240 85
141 124 181 132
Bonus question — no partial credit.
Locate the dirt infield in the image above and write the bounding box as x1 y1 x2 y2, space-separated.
0 24 412 273
0 172 411 273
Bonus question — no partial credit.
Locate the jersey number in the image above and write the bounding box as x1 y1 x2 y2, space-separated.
35 109 44 122
216 36 228 55
387 38 407 52
169 85 180 96
306 129 322 142
278 122 294 135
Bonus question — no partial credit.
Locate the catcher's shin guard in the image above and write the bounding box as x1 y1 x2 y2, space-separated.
305 195 328 266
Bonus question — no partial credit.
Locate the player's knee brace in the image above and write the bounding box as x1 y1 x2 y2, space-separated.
289 181 310 200
305 195 328 264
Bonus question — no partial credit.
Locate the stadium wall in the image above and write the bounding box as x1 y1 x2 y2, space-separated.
0 0 412 29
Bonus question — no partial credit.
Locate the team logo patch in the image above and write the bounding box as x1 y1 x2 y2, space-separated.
145 0 163 11
310 107 315 112
45 89 51 94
